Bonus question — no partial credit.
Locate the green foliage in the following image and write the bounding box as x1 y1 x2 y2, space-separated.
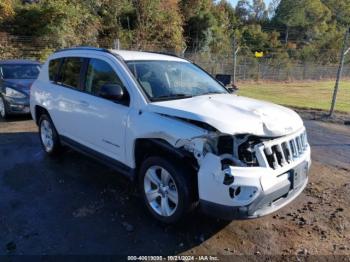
0 0 349 64
134 0 184 51
0 42 18 59
235 0 268 23
10 0 100 47
251 0 268 22
83 0 135 47
37 47 55 62
0 0 14 23
241 24 269 52
181 0 216 51
322 0 350 26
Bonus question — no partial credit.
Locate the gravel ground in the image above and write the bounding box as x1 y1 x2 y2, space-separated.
0 115 349 259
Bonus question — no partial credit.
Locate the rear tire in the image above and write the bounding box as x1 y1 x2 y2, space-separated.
39 114 61 156
139 156 195 224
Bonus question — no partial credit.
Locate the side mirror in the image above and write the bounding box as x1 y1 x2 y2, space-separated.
98 84 124 101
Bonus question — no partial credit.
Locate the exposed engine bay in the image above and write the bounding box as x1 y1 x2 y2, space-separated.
176 132 271 168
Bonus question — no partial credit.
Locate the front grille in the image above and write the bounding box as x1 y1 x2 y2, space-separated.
256 130 308 169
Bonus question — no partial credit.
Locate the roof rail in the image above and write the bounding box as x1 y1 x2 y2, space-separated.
142 51 182 58
54 46 111 54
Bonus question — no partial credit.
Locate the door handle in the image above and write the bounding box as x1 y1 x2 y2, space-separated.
78 100 89 107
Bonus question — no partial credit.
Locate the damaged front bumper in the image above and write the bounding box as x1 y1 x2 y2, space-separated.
198 144 311 220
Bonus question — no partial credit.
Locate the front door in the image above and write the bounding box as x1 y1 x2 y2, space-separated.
72 58 131 162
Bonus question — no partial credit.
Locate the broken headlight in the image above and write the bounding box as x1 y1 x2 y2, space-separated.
237 136 261 167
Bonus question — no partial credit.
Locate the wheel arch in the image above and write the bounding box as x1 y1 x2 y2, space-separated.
134 138 198 175
34 105 50 125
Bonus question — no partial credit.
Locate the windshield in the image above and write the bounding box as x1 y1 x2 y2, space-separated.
1 64 40 79
126 60 228 101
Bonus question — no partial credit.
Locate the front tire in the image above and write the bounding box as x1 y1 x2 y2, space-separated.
0 95 8 120
139 156 194 223
39 114 61 156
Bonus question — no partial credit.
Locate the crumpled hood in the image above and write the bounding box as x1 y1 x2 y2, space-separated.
147 94 304 137
4 79 34 95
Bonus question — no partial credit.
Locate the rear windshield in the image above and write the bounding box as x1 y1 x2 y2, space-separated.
1 64 41 79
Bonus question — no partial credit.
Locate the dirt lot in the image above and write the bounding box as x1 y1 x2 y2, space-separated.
0 115 349 259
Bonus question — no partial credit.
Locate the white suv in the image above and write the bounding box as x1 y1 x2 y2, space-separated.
30 47 311 223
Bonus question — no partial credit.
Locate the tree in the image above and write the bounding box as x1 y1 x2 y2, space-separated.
235 0 251 22
82 0 136 48
251 0 268 22
322 0 350 26
211 1 235 54
274 0 331 43
133 0 184 52
268 0 280 17
10 0 100 48
241 24 269 52
180 0 216 52
0 0 14 23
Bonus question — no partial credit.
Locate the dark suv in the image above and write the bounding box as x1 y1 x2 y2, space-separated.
0 60 41 119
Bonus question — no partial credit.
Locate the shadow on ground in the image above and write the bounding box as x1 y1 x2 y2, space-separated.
0 115 32 123
0 131 229 255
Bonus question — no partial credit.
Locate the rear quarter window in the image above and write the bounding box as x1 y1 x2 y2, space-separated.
48 59 61 82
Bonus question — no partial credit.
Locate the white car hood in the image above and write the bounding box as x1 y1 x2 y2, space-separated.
147 94 304 137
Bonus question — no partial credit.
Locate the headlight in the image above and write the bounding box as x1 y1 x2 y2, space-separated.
5 87 26 98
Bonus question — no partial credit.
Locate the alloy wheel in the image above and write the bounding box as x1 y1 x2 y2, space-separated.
144 165 179 217
40 119 54 152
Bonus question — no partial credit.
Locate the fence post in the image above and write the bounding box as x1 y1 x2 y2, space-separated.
113 39 120 50
232 35 239 85
329 28 350 116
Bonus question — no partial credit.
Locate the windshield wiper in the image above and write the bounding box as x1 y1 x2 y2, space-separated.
198 91 225 96
152 94 193 101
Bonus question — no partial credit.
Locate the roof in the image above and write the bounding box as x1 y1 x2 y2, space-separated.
52 47 189 62
0 59 41 65
109 50 188 62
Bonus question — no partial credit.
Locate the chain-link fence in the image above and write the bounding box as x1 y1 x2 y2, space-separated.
2 33 350 82
185 52 350 82
1 33 349 113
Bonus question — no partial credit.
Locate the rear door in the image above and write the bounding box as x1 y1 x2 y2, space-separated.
50 57 88 143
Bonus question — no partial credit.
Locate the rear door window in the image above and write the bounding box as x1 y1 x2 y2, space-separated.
59 57 85 90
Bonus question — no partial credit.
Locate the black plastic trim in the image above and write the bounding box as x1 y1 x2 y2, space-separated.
60 135 135 180
54 46 111 54
200 200 244 220
147 138 190 159
79 58 90 91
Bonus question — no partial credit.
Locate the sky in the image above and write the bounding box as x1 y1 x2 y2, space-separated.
228 0 272 7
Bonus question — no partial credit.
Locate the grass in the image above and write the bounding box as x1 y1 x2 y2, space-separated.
237 80 350 113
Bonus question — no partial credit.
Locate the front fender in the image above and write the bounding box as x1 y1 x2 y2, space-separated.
125 110 208 168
